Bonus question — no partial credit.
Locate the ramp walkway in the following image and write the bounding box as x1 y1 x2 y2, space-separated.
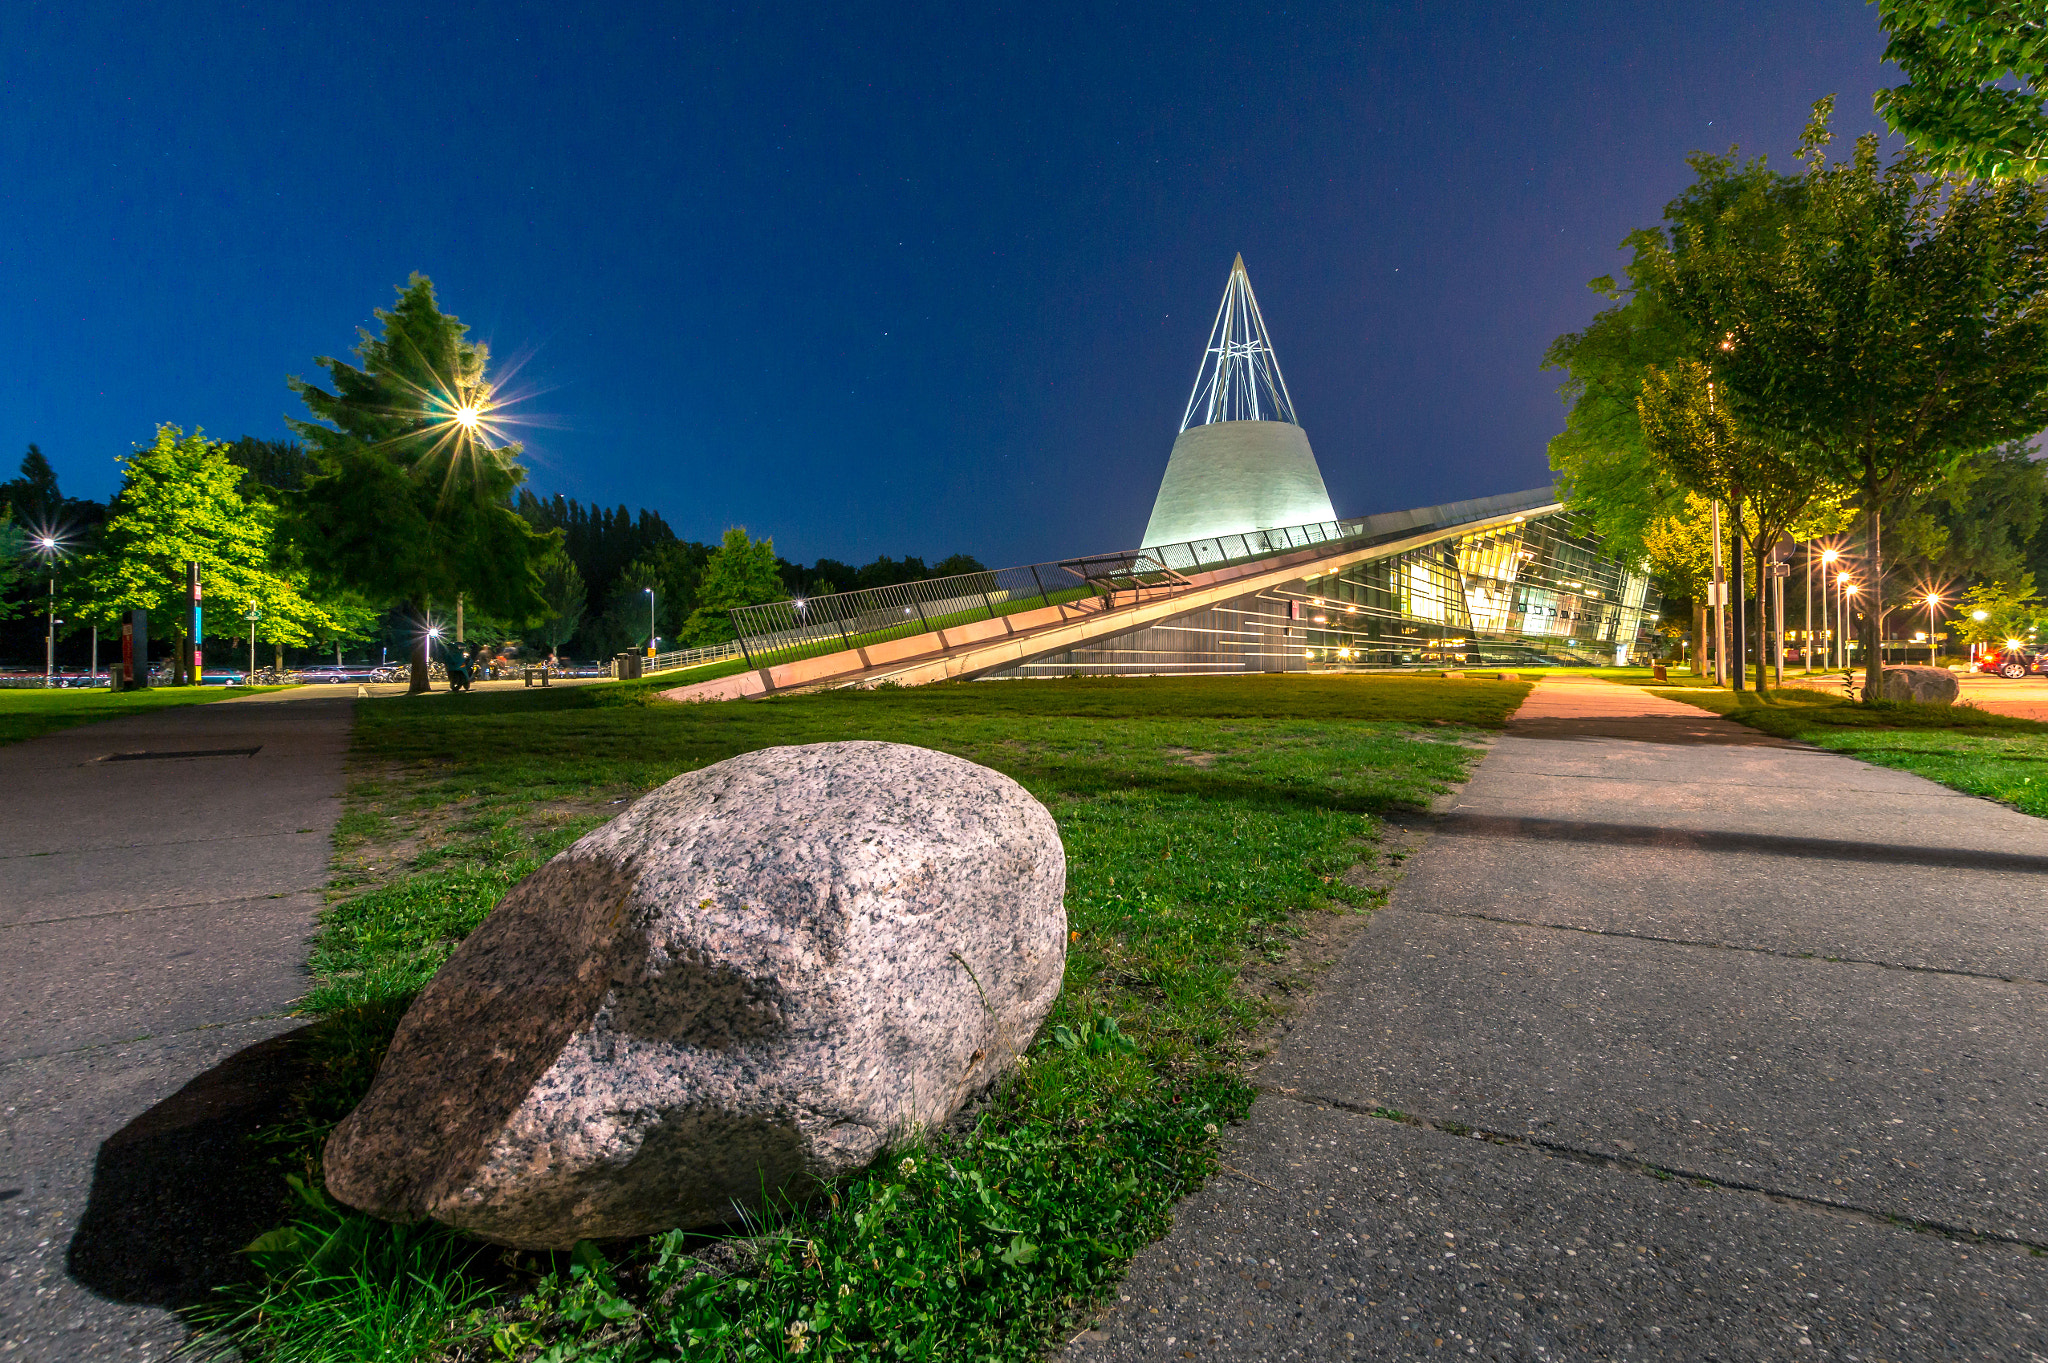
1074 677 2048 1359
665 489 1558 702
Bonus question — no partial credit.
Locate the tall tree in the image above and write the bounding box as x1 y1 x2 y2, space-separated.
287 274 552 693
1874 1 2048 180
532 546 587 657
1643 100 2048 698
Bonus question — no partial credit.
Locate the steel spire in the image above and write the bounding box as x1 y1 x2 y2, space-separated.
1179 254 1299 431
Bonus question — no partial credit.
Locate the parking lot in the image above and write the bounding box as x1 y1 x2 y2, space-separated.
1956 671 2048 721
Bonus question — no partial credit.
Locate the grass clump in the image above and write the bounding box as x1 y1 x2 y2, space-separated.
208 673 1523 1361
0 684 286 745
1654 684 2048 819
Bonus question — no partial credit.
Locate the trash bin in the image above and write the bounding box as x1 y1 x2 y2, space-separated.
614 652 643 680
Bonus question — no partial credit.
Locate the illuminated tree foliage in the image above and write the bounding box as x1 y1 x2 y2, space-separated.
63 426 331 675
1638 100 2048 698
287 274 552 692
1875 0 2048 180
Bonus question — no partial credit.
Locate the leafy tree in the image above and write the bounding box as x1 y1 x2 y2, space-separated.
1949 574 2044 647
63 426 329 681
0 510 26 620
1874 1 2048 179
532 547 588 657
1543 285 1697 562
1637 360 1834 689
932 553 988 577
286 274 553 693
681 527 784 644
1643 100 2048 698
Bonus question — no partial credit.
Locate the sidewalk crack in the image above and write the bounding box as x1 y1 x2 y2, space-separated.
1268 1088 2048 1255
1395 906 2045 985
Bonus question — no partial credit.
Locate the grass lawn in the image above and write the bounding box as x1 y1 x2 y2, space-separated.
211 672 1528 1362
1651 683 2048 819
0 685 289 746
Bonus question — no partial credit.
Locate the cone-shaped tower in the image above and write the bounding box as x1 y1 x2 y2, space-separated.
1141 255 1337 547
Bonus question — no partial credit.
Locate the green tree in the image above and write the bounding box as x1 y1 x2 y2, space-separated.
532 546 587 657
63 426 329 682
1874 1 2048 180
1543 285 1698 563
681 527 784 645
286 274 553 693
1643 99 2048 699
1636 360 1835 690
1950 574 2044 648
0 509 26 619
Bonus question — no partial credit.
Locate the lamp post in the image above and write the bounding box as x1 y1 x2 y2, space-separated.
1924 593 1942 668
246 606 261 680
1972 609 1989 666
33 534 64 688
645 586 656 657
1843 564 1859 667
1819 548 1839 672
1844 582 1861 671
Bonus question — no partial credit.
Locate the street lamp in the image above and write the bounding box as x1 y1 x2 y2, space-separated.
644 586 656 657
245 606 261 680
1837 571 1854 670
1924 592 1942 668
33 534 64 688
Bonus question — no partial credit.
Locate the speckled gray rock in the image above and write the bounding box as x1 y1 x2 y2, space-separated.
1881 665 1959 704
323 741 1066 1248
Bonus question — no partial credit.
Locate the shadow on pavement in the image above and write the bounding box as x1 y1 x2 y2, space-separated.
1506 712 1801 748
65 1025 310 1309
1439 810 2048 872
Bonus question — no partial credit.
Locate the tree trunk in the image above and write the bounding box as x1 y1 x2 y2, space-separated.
1693 600 1707 674
405 600 431 695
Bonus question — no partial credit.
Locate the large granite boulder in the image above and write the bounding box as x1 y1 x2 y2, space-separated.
1881 666 1959 705
324 741 1066 1248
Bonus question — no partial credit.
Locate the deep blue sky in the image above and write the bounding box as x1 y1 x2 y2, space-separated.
1 2 1894 567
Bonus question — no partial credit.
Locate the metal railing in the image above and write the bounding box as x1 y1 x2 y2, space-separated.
646 641 746 675
723 490 1561 672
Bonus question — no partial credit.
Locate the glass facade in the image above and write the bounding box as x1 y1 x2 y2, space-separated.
1000 507 1658 677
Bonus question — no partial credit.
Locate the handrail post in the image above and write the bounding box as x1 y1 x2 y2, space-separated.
1030 564 1052 607
731 610 755 668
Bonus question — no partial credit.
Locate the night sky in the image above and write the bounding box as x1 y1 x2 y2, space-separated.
2 2 1895 568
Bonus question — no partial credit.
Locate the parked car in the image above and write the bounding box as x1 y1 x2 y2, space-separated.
1976 647 2046 680
298 665 382 684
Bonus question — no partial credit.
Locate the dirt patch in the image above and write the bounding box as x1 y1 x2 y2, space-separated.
1160 746 1219 767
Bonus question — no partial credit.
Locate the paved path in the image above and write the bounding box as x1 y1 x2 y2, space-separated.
1075 677 2048 1360
0 695 350 1360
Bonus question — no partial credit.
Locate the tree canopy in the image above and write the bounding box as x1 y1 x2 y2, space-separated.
682 528 785 644
64 425 330 642
287 275 552 688
1875 0 2048 179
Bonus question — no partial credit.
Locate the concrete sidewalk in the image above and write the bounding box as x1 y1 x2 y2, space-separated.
1076 677 2048 1360
0 696 350 1360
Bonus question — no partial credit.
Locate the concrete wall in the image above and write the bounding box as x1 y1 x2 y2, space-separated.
1141 420 1337 547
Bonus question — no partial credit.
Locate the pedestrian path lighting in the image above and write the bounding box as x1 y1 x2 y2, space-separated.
1971 608 1989 665
1843 581 1861 666
1837 572 1854 669
645 586 656 656
32 532 67 688
1923 592 1943 667
245 606 261 678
